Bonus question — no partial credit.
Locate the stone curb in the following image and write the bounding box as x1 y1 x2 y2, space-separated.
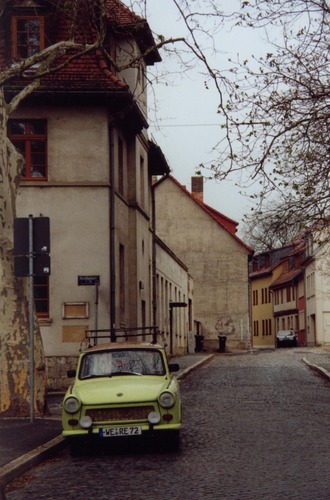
0 435 66 490
177 354 215 380
302 357 330 382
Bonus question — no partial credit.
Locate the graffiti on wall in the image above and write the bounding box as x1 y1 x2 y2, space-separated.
215 315 236 336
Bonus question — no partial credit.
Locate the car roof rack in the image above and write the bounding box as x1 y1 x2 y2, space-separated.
80 326 165 351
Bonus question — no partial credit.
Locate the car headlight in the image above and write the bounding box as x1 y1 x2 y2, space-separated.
64 396 81 414
148 411 161 424
159 391 175 409
80 415 93 429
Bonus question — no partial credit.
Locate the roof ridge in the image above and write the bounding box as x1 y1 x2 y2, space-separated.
106 0 145 24
96 49 128 89
202 202 238 225
156 175 253 254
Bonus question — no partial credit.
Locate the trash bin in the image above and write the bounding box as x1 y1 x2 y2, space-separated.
195 334 204 353
218 335 227 353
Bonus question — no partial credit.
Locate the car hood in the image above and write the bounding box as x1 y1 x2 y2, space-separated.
72 376 171 405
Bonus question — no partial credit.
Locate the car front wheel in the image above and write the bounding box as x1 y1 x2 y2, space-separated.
68 438 87 457
160 430 180 452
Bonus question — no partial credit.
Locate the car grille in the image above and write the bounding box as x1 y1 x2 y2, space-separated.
86 405 155 422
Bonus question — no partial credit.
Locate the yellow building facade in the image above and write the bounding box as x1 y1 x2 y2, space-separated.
250 264 284 348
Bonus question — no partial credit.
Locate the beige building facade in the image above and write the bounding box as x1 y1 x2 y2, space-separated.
154 175 253 352
155 237 193 356
3 1 193 389
305 234 330 346
14 104 171 388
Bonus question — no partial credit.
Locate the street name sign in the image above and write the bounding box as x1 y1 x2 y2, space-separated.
78 275 100 286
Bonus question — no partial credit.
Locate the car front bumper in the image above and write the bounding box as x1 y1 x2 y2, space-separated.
63 422 181 438
276 337 297 345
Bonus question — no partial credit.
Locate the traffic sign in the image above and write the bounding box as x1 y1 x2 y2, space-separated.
14 216 51 277
14 217 50 255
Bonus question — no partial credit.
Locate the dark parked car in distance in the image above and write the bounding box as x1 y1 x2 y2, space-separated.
276 330 298 347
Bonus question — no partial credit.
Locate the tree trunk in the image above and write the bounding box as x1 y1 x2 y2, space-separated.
0 88 46 416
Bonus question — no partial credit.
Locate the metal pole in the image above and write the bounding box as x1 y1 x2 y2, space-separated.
169 305 173 355
94 283 99 345
151 182 157 344
28 215 34 424
109 127 116 342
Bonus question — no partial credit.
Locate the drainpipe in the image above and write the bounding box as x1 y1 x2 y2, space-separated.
151 184 157 343
109 127 116 341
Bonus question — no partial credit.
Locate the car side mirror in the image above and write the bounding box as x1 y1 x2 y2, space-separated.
67 369 76 378
169 363 180 373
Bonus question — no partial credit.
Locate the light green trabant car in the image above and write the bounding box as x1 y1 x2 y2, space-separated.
62 342 181 454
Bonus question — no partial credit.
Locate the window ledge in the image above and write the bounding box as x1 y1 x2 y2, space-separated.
38 317 52 326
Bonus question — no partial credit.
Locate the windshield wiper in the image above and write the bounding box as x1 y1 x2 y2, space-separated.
81 373 113 379
110 371 142 376
82 371 144 379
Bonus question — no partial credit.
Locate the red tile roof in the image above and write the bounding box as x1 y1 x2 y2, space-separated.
2 0 158 93
201 203 238 235
105 0 144 24
38 0 139 92
249 239 305 279
270 268 303 288
249 262 281 280
40 49 128 93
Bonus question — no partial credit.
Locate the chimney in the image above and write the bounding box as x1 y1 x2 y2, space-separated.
191 176 204 203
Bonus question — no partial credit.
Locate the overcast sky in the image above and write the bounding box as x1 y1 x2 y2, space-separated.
138 0 269 232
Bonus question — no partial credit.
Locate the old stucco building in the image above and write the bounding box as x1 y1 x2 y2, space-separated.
154 175 253 351
249 242 305 348
304 231 330 346
250 229 330 349
2 0 192 390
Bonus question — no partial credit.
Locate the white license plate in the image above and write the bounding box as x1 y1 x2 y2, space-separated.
99 426 142 438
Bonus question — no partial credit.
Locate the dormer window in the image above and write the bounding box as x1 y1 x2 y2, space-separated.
11 16 45 59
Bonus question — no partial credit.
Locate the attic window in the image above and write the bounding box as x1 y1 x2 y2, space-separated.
11 16 45 59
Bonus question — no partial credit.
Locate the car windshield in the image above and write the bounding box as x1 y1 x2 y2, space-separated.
79 349 166 379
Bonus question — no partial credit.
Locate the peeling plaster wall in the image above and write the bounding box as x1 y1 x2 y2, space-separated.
155 178 250 351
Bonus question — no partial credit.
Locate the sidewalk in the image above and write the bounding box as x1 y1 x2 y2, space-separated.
0 353 213 491
301 347 330 382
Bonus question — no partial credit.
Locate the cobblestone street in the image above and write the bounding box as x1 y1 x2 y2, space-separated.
6 349 330 499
